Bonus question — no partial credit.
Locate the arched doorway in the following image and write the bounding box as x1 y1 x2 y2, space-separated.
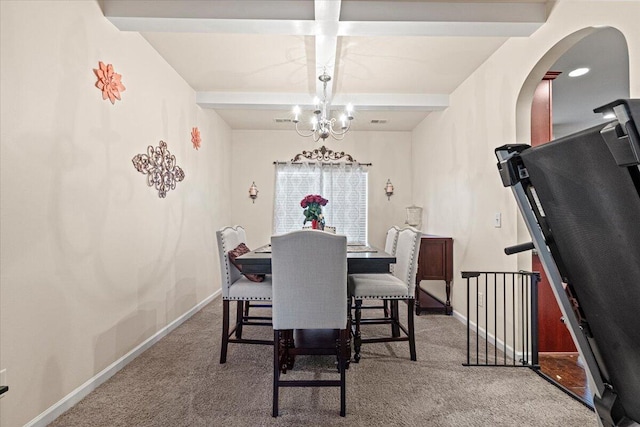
517 26 630 407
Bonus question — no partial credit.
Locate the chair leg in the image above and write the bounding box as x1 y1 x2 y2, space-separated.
346 299 352 369
391 300 401 338
220 300 230 364
272 330 280 417
339 329 347 417
244 300 250 317
354 299 362 362
408 299 417 361
383 299 390 317
235 301 244 339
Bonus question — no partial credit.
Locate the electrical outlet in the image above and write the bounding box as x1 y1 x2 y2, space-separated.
478 292 484 307
494 212 502 228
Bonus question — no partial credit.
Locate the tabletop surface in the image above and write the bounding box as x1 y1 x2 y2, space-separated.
236 245 394 261
235 244 395 275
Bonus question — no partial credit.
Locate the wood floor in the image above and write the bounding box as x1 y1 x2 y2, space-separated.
538 352 593 408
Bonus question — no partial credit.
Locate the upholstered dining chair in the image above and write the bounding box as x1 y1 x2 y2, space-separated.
348 226 421 362
216 225 273 364
271 230 349 417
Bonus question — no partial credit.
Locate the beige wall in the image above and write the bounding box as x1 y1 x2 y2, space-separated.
0 1 231 426
412 1 640 314
2 0 639 425
230 131 414 249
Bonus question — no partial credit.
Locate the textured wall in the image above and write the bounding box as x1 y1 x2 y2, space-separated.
411 0 640 314
0 1 232 426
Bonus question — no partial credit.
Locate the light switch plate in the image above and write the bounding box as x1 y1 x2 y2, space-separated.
494 212 502 228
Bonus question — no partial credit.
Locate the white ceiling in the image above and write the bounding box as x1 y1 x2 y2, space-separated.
102 0 549 131
550 27 630 138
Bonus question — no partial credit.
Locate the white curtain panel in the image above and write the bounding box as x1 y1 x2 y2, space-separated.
273 162 368 243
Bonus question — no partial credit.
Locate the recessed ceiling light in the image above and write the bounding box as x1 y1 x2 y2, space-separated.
568 67 590 77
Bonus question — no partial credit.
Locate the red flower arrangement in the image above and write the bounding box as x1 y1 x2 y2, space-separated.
301 194 328 228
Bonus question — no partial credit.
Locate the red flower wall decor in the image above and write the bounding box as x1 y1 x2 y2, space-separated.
94 61 126 104
191 127 201 150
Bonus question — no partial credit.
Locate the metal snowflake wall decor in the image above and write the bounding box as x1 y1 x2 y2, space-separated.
132 140 185 198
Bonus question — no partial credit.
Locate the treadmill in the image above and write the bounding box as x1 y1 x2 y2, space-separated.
495 99 640 427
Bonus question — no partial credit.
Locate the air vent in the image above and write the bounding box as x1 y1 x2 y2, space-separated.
274 118 292 123
370 119 388 124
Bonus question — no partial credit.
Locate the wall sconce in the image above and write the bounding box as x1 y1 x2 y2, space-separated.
385 179 394 201
249 181 258 203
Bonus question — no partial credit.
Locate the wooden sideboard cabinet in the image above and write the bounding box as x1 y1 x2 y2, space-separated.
415 235 453 315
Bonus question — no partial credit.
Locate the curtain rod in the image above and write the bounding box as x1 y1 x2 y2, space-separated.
273 161 372 166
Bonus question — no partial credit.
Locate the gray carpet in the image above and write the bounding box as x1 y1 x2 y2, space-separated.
50 298 596 426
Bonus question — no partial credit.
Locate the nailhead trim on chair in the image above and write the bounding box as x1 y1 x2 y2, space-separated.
223 296 272 301
356 294 414 300
219 226 235 295
401 230 419 288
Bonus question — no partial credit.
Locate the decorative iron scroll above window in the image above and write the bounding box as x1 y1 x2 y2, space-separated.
132 140 185 198
291 145 357 163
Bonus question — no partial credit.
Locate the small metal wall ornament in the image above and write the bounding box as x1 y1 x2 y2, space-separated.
249 181 259 203
385 179 394 201
132 140 185 198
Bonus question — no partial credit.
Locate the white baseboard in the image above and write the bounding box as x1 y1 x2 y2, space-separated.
26 290 221 427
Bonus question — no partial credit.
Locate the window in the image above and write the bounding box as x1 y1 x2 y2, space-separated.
273 162 369 243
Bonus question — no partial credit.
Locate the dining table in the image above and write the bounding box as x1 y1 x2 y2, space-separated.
235 242 395 370
235 243 396 275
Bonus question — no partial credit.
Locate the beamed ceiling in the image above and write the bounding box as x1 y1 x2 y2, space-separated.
101 0 549 131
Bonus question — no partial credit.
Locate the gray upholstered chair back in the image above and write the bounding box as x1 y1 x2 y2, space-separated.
384 226 400 255
271 230 347 330
216 225 248 298
392 227 421 295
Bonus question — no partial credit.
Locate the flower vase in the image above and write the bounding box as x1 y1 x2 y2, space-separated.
311 219 318 229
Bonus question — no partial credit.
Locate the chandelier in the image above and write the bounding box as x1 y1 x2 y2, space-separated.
292 71 354 142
